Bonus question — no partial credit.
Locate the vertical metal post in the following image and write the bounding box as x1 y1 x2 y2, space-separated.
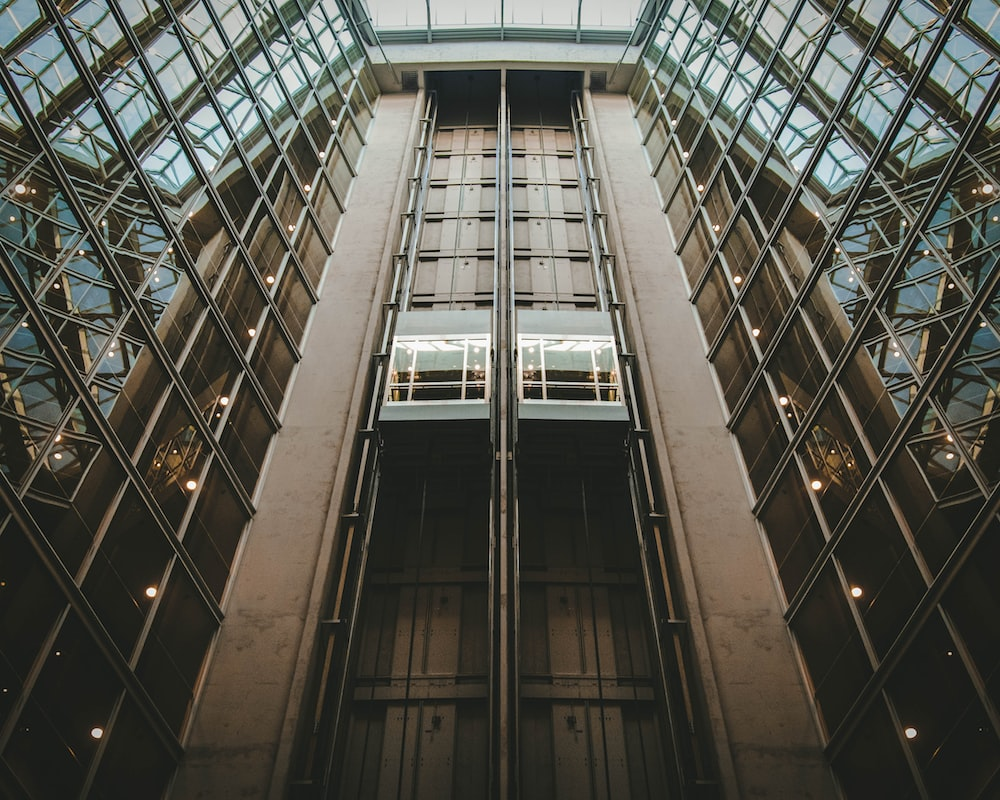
493 67 515 800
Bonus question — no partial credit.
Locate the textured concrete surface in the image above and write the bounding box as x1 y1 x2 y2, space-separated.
588 92 838 800
169 92 419 799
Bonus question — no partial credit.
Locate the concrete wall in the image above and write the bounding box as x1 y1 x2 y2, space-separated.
588 92 839 800
170 92 420 799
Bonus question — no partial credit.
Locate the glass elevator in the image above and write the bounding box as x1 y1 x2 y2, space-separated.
291 71 718 799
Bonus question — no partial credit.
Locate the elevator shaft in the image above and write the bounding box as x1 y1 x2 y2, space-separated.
292 72 719 800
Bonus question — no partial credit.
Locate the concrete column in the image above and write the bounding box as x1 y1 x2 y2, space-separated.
170 92 420 799
588 92 838 800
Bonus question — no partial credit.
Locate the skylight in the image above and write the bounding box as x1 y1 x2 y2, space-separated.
360 0 644 37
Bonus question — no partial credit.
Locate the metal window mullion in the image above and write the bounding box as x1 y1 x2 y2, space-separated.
0 350 197 765
823 480 1000 761
745 46 997 524
154 0 330 306
0 53 261 522
284 0 376 145
656 0 813 218
0 228 228 625
711 0 968 424
0 542 157 763
680 0 871 282
778 83 1000 623
93 1 298 429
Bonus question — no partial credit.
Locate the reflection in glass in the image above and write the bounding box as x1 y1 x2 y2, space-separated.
518 336 619 402
388 336 490 402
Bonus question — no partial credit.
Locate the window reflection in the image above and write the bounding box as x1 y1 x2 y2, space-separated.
388 336 490 402
518 336 619 403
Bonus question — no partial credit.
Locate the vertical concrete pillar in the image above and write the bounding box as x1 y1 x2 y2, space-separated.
588 92 838 799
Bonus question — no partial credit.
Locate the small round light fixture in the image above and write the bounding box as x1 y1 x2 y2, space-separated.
778 396 789 406
850 586 863 598
751 327 760 337
983 183 994 195
810 479 823 491
13 183 26 195
145 586 158 599
247 327 256 337
219 395 230 406
904 726 918 740
185 479 198 491
265 275 275 285
733 275 743 285
90 727 104 740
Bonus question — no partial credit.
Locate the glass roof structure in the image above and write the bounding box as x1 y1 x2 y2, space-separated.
355 0 656 43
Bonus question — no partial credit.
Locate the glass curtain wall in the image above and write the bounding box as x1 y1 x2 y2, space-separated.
631 0 1000 795
0 0 376 796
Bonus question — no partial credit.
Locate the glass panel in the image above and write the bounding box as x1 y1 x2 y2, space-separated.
943 518 1000 709
886 614 1000 797
518 336 618 403
759 462 826 600
136 567 217 735
90 697 175 799
0 521 66 714
797 391 870 531
835 487 926 657
733 379 788 496
792 565 872 735
82 486 173 656
3 614 122 797
389 336 491 402
833 698 919 797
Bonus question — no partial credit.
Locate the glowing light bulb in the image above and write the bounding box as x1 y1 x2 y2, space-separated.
904 727 917 740
778 396 789 406
850 586 863 598
733 275 743 285
247 327 256 337
185 479 198 491
90 727 104 739
265 275 275 284
810 479 823 490
13 183 26 195
145 586 157 598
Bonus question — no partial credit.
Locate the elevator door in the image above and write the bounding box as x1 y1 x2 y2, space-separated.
338 466 491 798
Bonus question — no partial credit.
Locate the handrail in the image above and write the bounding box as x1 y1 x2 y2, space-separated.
570 88 719 796
293 89 438 792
